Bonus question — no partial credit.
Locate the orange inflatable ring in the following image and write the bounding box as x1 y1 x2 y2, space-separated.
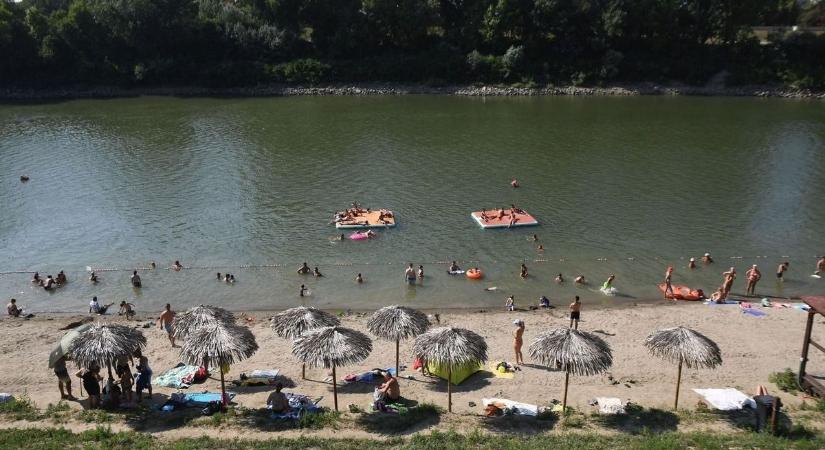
466 269 483 279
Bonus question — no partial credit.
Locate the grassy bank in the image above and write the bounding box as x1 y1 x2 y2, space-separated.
1 427 824 450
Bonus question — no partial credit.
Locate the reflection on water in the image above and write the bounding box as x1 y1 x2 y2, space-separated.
1 96 824 312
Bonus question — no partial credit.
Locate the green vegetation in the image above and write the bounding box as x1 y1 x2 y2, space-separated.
770 368 800 395
0 396 40 421
0 0 824 89
0 427 824 450
356 402 442 433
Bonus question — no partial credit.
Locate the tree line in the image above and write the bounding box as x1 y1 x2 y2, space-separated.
1 0 824 88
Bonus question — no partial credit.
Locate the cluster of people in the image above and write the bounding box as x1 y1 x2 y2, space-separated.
31 271 67 291
332 202 394 227
217 272 236 283
479 204 527 226
68 351 153 409
404 263 425 285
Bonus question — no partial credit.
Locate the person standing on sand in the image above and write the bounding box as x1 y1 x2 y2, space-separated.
777 262 789 280
569 296 581 329
663 267 674 299
513 320 525 365
53 356 76 400
135 351 152 402
745 264 762 295
159 304 176 347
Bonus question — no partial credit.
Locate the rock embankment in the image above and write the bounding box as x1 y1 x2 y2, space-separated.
1 83 823 100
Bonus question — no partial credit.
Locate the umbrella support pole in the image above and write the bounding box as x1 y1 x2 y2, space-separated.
562 369 570 413
674 360 682 410
395 339 400 379
220 369 227 406
332 363 338 412
448 364 452 413
302 363 306 380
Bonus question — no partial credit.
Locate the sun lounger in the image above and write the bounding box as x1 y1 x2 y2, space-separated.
693 388 755 411
482 398 539 416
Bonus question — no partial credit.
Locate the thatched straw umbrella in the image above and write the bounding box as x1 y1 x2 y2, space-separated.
412 327 487 412
367 305 430 377
529 328 612 411
292 326 372 412
644 326 722 409
179 322 258 405
69 323 147 378
270 306 340 379
172 305 235 340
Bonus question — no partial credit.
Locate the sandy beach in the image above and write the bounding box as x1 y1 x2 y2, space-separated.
1 300 822 439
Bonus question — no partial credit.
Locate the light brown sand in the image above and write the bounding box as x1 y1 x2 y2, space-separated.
0 302 822 435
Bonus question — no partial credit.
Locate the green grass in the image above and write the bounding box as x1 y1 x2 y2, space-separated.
0 396 41 421
0 427 824 450
769 368 800 395
356 402 443 434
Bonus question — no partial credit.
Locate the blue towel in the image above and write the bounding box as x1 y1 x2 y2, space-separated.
184 392 235 406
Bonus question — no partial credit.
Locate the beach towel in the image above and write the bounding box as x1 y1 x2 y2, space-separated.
593 397 625 415
153 364 200 388
248 369 279 379
270 393 321 420
181 392 235 407
704 300 739 305
482 398 539 416
344 368 396 383
693 388 755 411
233 369 281 386
488 361 516 379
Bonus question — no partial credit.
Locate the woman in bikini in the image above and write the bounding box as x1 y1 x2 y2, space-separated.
513 320 525 366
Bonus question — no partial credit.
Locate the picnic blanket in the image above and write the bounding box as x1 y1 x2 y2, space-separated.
344 368 396 384
232 369 280 386
693 388 755 411
489 361 516 379
270 393 321 420
168 391 236 407
482 398 539 416
153 364 200 388
592 397 625 415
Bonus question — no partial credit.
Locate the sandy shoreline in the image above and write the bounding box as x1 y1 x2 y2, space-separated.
2 83 824 101
1 302 820 427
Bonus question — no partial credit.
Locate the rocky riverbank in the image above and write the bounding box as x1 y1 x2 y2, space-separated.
1 83 824 100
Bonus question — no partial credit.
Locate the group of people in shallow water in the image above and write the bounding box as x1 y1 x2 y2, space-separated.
31 271 67 291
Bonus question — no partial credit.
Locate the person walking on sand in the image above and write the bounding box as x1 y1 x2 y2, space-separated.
158 304 176 347
745 264 762 296
405 264 416 285
569 296 581 329
777 262 789 280
663 267 674 299
513 320 525 365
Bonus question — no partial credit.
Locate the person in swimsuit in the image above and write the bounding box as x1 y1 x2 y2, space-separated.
135 353 152 402
603 274 615 290
703 253 714 264
745 264 761 295
31 272 41 285
513 320 525 365
7 298 21 317
816 256 825 275
79 366 102 409
131 270 142 288
555 273 564 283
53 356 75 400
355 273 363 283
43 275 55 291
299 284 308 297
777 262 789 280
89 271 98 283
722 267 736 297
574 275 585 284
448 261 460 273
688 258 696 269
569 296 581 329
405 264 416 285
539 296 551 308
56 271 67 285
520 264 528 279
297 262 311 275
313 267 323 277
267 382 290 413
119 301 136 320
172 261 183 271
217 272 222 280
663 267 674 299
505 295 515 311
158 304 176 347
417 265 424 279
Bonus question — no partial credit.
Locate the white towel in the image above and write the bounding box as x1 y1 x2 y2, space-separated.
482 398 539 416
248 369 279 379
595 397 625 414
693 388 756 411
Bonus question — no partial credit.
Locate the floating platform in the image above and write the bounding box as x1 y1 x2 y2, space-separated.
471 210 538 229
335 210 396 229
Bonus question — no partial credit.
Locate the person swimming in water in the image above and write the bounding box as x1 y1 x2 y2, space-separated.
555 273 564 283
172 261 183 271
520 264 528 279
313 267 323 277
405 264 416 285
131 270 142 288
297 262 311 275
603 274 615 290
417 265 424 279
89 272 98 283
816 256 825 276
777 262 789 280
688 258 696 269
574 275 585 284
356 273 363 283
702 253 714 264
299 284 308 297
448 261 460 273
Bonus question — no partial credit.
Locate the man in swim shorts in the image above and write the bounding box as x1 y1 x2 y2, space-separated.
569 296 581 329
158 303 176 347
777 262 789 279
405 264 416 285
131 270 142 288
297 262 311 275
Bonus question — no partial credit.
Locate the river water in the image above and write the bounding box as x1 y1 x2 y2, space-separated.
1 96 824 313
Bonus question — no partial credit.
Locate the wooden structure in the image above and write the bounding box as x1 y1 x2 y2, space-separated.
799 296 825 396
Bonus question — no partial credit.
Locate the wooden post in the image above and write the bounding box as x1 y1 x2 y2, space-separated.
332 363 338 412
674 360 683 410
302 363 306 380
448 364 452 413
799 311 815 387
562 369 570 412
770 397 781 435
220 368 227 406
395 339 400 378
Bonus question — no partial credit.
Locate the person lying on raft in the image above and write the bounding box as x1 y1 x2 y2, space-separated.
297 262 311 275
508 216 519 227
267 382 290 413
497 209 507 220
375 371 400 402
448 261 460 273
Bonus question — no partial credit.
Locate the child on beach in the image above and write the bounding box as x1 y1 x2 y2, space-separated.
506 296 515 311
